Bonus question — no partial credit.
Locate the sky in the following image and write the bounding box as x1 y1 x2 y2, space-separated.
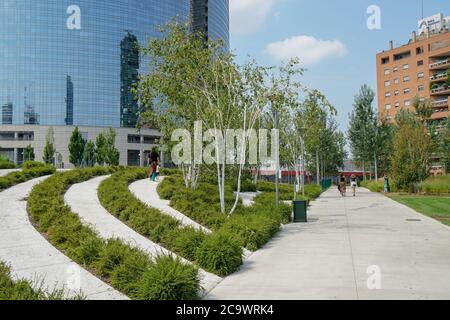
229 0 450 133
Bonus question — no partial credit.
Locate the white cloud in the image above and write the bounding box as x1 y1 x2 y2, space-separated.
230 0 281 35
265 35 348 66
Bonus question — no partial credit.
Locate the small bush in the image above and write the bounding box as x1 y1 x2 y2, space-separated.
196 232 243 277
98 168 242 276
0 163 55 191
421 175 450 194
27 167 199 300
136 255 199 300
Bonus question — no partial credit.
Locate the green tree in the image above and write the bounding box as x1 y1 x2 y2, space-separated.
104 128 120 166
42 127 55 165
23 145 35 162
83 140 96 167
391 110 432 191
95 132 107 166
437 119 450 173
348 85 380 179
68 127 86 167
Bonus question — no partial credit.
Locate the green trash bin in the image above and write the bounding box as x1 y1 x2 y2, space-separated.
293 200 307 223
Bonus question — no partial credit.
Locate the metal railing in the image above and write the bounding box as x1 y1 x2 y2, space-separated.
429 59 450 69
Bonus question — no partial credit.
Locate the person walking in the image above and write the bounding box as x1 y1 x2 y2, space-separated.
151 161 157 182
350 174 357 197
155 161 161 182
339 175 346 197
384 175 390 193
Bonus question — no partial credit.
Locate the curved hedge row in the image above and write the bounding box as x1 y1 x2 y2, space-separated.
97 168 243 277
158 175 292 251
27 167 199 300
0 162 55 191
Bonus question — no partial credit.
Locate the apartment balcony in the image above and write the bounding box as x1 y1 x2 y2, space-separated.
432 98 449 108
429 58 450 70
430 86 450 96
430 73 448 82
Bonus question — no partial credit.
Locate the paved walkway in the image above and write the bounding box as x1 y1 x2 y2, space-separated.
0 176 125 300
206 187 450 300
0 169 20 177
130 178 211 233
65 176 222 295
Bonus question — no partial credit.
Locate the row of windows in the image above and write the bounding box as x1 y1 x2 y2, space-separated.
384 72 425 87
384 85 425 98
383 60 424 75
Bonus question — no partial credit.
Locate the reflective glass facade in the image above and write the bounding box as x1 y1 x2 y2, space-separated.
191 0 229 49
0 0 190 127
208 0 229 48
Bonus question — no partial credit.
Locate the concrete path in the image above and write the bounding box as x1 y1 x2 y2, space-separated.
130 178 211 233
65 176 222 295
235 192 260 207
0 176 126 300
206 187 450 300
0 169 20 177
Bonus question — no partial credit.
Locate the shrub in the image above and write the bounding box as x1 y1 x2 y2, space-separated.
421 175 450 194
196 232 243 277
98 168 243 276
22 161 46 170
136 255 199 300
0 163 55 191
27 167 199 300
0 162 16 169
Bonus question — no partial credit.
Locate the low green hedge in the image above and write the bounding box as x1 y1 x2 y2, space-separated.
255 180 322 201
27 167 199 300
0 162 16 169
0 261 80 300
0 162 55 191
98 168 243 277
158 175 291 251
421 175 450 194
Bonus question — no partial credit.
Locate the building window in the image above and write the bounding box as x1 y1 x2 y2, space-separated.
395 101 400 108
418 85 425 91
403 76 410 82
381 57 390 64
384 80 390 87
385 104 391 110
404 88 410 94
403 64 409 70
394 78 399 84
384 68 390 75
417 72 424 78
394 51 411 61
404 100 411 107
393 66 398 72
416 46 424 54
385 92 391 98
394 90 399 96
417 60 424 66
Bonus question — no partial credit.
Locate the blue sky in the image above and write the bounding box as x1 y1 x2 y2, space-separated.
230 0 450 133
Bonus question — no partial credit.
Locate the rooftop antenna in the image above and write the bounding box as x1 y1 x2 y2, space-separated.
421 0 424 19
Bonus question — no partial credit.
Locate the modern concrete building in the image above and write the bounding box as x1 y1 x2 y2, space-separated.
376 13 449 175
0 1 230 167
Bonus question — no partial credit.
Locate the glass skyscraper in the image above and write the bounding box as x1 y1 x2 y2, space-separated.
0 0 229 166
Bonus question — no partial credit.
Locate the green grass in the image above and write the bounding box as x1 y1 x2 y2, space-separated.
27 167 200 300
389 195 450 226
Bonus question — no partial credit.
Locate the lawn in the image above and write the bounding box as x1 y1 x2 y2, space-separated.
389 195 450 226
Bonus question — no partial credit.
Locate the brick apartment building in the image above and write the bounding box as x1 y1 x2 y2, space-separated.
377 13 450 123
376 13 449 174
